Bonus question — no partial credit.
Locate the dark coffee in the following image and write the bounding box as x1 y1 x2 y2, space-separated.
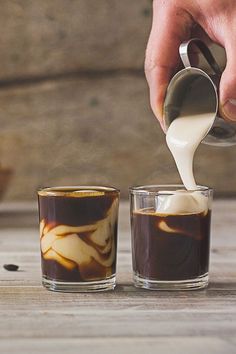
38 188 119 283
131 208 211 281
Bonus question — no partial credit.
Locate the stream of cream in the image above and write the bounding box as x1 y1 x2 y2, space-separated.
166 112 215 190
158 98 215 214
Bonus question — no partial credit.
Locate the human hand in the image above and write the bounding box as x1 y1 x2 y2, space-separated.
145 0 236 128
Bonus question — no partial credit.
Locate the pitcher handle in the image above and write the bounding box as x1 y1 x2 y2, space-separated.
179 38 221 75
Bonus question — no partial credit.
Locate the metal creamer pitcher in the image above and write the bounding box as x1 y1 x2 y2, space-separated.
164 38 236 146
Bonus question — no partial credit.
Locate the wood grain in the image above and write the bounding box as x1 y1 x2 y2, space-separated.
1 337 235 354
1 75 236 200
0 0 151 81
0 0 226 82
0 200 235 353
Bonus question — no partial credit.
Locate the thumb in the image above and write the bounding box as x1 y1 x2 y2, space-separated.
220 42 236 121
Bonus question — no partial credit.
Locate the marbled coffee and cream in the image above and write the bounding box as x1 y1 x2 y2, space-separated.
38 187 119 283
131 207 211 281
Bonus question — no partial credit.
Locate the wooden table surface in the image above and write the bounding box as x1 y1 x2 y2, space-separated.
0 200 235 354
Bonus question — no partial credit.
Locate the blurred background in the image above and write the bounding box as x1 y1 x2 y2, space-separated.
0 0 236 200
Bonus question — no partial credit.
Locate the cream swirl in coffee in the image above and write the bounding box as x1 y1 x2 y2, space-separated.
38 187 119 283
156 190 208 214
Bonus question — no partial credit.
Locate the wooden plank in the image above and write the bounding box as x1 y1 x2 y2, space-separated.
0 302 235 348
0 0 152 80
0 202 38 228
1 75 236 200
0 0 226 83
0 201 235 354
0 337 235 354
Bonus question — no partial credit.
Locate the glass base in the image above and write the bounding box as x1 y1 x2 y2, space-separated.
42 275 116 293
133 273 209 291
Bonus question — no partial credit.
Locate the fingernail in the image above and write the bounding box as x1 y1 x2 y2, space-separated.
160 119 166 132
222 99 236 121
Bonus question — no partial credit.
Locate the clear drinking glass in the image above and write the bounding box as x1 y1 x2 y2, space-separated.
130 185 213 290
38 186 119 292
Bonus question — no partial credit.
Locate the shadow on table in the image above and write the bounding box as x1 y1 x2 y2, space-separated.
208 281 236 291
115 281 236 294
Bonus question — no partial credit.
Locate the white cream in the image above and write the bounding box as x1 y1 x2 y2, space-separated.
166 113 214 190
161 98 215 214
156 190 208 214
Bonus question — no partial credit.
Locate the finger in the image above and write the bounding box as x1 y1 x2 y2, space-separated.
145 1 193 126
220 39 236 121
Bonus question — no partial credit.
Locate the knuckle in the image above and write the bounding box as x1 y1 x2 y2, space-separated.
144 44 158 75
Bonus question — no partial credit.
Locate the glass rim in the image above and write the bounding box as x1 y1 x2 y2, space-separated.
129 184 212 195
38 185 120 197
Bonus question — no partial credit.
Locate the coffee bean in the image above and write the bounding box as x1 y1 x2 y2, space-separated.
3 264 19 271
